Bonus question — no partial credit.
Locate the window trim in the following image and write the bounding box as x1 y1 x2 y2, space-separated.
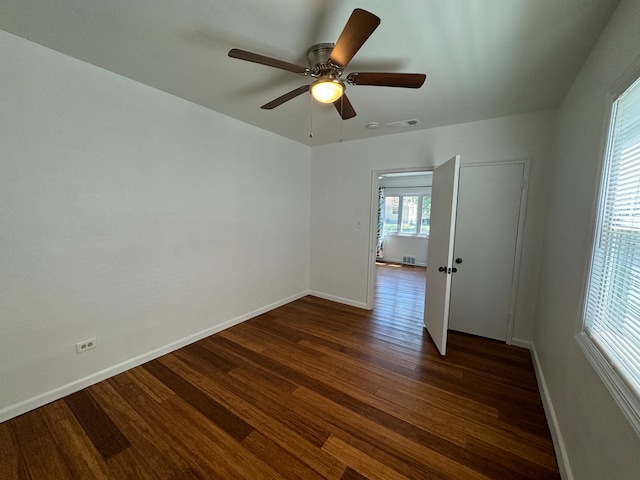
576 59 640 437
576 333 640 435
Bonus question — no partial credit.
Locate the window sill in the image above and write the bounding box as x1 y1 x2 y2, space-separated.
385 233 429 239
575 331 640 436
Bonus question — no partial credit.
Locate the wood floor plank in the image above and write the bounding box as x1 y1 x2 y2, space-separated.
218 379 346 479
165 350 336 451
174 468 208 480
64 390 130 460
10 409 50 445
0 422 18 459
296 336 497 422
182 342 237 373
142 358 254 442
210 334 492 474
217 328 269 353
373 378 499 423
375 384 557 469
0 454 30 480
40 400 112 480
241 430 328 480
111 370 266 480
465 436 560 479
125 366 177 402
260 343 383 395
161 396 286 480
0 423 30 480
294 385 494 480
107 374 230 480
106 448 160 480
11 410 74 480
88 380 190 479
299 336 420 371
165 347 347 478
198 338 300 394
339 467 369 480
322 435 411 480
0 264 559 479
261 342 470 447
17 435 74 480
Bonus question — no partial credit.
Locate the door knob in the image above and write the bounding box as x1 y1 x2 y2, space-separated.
438 266 446 272
455 258 463 264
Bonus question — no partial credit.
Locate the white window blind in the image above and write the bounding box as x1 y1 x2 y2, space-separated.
584 74 640 400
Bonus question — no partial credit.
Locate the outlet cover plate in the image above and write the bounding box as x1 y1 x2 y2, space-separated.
76 338 96 354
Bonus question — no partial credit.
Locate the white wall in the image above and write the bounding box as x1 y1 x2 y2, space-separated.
0 31 310 420
381 235 428 266
533 0 640 478
310 110 557 340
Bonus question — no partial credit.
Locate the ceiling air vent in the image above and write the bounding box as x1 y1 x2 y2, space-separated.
387 119 421 128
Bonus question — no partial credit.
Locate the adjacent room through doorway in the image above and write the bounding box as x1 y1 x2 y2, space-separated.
374 262 426 325
373 170 432 324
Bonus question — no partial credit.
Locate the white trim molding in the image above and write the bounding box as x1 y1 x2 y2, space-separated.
0 290 310 423
575 332 640 437
510 338 531 349
531 342 574 480
307 290 369 310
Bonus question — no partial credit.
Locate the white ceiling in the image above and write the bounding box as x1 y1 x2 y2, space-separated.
0 0 620 146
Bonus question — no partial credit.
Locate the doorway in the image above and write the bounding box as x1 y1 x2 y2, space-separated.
367 169 433 317
370 159 529 353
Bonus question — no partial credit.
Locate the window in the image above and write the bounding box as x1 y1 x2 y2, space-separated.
579 72 640 434
401 196 419 234
383 194 431 236
383 196 399 234
421 196 432 236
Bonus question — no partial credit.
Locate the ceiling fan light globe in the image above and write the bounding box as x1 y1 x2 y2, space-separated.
311 79 344 103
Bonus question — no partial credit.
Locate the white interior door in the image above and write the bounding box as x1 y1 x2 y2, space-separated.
448 162 526 341
423 155 461 355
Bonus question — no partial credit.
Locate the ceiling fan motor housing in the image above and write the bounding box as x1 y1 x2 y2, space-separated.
307 43 342 78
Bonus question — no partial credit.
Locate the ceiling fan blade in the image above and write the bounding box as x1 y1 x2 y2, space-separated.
261 85 310 109
228 49 308 75
329 9 380 68
333 94 356 119
347 72 426 88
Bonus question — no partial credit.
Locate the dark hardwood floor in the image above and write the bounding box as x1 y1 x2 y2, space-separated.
1 264 559 479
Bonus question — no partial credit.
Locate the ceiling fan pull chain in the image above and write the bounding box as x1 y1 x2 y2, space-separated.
339 95 344 142
309 93 313 138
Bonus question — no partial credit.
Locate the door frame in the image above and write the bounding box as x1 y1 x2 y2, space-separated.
366 158 531 346
366 166 433 310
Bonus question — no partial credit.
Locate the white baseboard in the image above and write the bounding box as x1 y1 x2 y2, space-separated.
530 342 573 480
0 291 309 423
379 258 427 267
510 337 531 349
307 290 368 309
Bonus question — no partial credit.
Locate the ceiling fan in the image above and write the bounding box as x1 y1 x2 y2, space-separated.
228 8 426 120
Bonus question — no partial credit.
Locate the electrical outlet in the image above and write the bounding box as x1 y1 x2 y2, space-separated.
76 338 96 354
